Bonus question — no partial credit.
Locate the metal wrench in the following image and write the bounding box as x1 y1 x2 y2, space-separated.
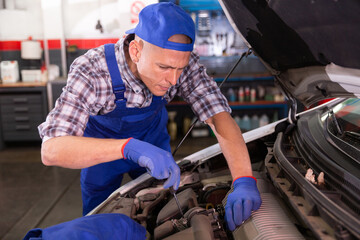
169 186 184 218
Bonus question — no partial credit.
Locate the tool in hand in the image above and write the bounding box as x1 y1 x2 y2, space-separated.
169 186 184 218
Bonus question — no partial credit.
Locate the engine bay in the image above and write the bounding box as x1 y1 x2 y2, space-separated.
89 136 307 240
86 111 360 240
92 154 233 239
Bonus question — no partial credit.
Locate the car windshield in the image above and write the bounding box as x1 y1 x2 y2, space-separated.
329 98 360 148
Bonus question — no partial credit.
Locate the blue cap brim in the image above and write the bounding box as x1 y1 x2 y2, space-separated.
125 28 135 34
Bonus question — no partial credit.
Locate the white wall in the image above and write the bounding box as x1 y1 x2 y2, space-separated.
0 0 158 41
0 0 43 40
63 0 157 38
41 0 64 39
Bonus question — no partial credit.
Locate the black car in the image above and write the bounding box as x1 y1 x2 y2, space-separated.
88 1 360 239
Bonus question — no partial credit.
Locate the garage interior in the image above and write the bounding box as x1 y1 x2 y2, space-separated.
0 0 288 239
0 138 218 239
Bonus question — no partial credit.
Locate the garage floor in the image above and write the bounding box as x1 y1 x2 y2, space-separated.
0 137 218 240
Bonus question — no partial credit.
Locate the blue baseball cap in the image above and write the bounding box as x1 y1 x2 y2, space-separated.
125 2 195 52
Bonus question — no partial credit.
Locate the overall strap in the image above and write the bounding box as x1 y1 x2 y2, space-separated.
104 43 126 102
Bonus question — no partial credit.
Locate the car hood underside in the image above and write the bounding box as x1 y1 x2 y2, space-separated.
219 0 360 107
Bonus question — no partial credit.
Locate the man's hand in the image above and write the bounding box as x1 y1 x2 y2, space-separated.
225 177 262 231
122 138 180 190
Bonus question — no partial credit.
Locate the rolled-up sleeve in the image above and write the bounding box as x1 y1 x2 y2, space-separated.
38 53 113 141
178 53 231 122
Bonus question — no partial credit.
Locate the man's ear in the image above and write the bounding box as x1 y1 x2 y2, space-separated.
129 40 141 63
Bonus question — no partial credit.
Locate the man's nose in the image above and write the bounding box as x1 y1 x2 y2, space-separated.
167 70 179 86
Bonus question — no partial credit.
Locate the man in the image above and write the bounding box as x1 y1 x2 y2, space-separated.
38 2 261 231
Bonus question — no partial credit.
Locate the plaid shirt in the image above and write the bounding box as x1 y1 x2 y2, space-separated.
38 36 231 142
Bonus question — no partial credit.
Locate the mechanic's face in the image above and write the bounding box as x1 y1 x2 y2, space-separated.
129 35 191 96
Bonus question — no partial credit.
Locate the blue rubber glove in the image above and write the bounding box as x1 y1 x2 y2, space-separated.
122 138 180 190
225 177 262 231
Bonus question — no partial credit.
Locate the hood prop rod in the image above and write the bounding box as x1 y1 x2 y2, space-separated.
172 49 253 157
287 96 298 125
274 77 298 135
274 76 298 125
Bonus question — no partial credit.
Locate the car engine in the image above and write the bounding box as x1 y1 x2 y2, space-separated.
91 154 232 239
89 136 309 240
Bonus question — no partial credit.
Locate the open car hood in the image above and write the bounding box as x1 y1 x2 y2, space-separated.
219 0 360 107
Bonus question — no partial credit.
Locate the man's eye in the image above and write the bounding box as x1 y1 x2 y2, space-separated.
159 66 167 69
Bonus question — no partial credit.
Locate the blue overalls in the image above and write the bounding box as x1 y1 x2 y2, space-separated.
80 44 171 215
23 44 156 240
23 213 146 240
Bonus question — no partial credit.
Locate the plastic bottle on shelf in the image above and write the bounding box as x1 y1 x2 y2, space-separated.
227 88 236 102
242 114 251 132
250 87 256 102
168 111 177 141
259 114 270 127
238 86 244 102
245 86 250 102
275 93 285 102
257 85 265 100
182 116 192 136
251 114 259 129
